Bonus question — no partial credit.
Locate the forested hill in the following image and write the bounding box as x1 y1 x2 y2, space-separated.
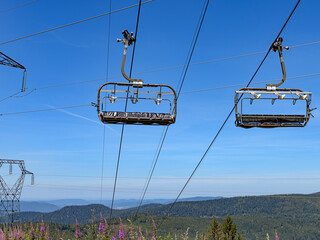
146 192 320 217
15 192 320 224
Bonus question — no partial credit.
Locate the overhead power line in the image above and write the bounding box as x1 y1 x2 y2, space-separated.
10 39 318 94
0 92 21 103
0 0 39 14
0 0 154 46
36 174 320 181
134 0 210 218
158 0 302 228
179 73 320 95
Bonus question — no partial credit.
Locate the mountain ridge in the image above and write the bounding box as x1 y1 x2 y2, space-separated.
16 192 320 224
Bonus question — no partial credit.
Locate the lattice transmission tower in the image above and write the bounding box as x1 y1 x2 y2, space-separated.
0 51 27 91
0 159 34 223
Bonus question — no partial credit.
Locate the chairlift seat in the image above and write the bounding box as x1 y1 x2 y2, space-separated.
236 114 307 128
100 111 175 125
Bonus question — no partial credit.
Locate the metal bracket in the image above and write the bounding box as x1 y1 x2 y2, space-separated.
266 37 289 89
122 30 135 45
292 99 297 105
117 30 143 84
131 91 139 104
133 81 143 88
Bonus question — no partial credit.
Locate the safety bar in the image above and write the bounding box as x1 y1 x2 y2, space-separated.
101 96 173 113
101 89 173 95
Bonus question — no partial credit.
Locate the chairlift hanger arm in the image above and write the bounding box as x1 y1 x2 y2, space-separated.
117 30 143 83
266 37 289 89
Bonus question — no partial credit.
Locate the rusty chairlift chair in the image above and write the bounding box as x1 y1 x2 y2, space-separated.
235 37 314 128
97 30 177 125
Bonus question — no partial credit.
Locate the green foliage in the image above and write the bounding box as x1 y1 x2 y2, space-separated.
207 217 221 240
221 215 237 240
90 209 97 240
207 216 242 240
8 193 320 239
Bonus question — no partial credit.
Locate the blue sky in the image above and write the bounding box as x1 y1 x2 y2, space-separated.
0 0 319 201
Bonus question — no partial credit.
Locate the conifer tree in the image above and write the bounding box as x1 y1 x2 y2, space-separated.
222 215 237 240
207 215 243 240
207 217 222 240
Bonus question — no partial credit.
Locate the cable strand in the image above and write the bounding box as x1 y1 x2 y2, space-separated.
0 0 39 14
0 0 154 46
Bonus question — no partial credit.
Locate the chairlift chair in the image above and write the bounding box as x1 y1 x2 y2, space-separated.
234 37 313 128
97 30 177 125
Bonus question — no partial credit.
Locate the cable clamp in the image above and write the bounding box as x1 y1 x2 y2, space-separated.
133 81 143 88
267 86 276 91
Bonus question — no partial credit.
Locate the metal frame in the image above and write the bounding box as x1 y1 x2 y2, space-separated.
0 159 34 223
235 87 312 128
234 37 313 128
97 82 177 125
101 96 173 113
96 29 178 125
0 51 27 92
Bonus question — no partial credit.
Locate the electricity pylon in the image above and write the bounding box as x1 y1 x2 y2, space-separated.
0 159 34 223
0 51 27 92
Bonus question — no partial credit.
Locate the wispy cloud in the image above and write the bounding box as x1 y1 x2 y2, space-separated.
45 104 118 134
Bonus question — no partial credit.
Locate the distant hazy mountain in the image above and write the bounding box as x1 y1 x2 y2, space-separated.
20 201 59 213
46 199 91 208
19 197 220 213
48 196 221 209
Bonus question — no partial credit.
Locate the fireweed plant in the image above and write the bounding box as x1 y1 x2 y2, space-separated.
0 217 258 240
0 216 177 240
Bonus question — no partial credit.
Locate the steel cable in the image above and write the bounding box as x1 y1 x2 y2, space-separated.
0 0 154 46
0 0 39 14
12 39 319 95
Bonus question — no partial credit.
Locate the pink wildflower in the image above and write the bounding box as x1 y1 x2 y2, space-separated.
75 218 81 239
40 220 46 237
99 213 105 234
